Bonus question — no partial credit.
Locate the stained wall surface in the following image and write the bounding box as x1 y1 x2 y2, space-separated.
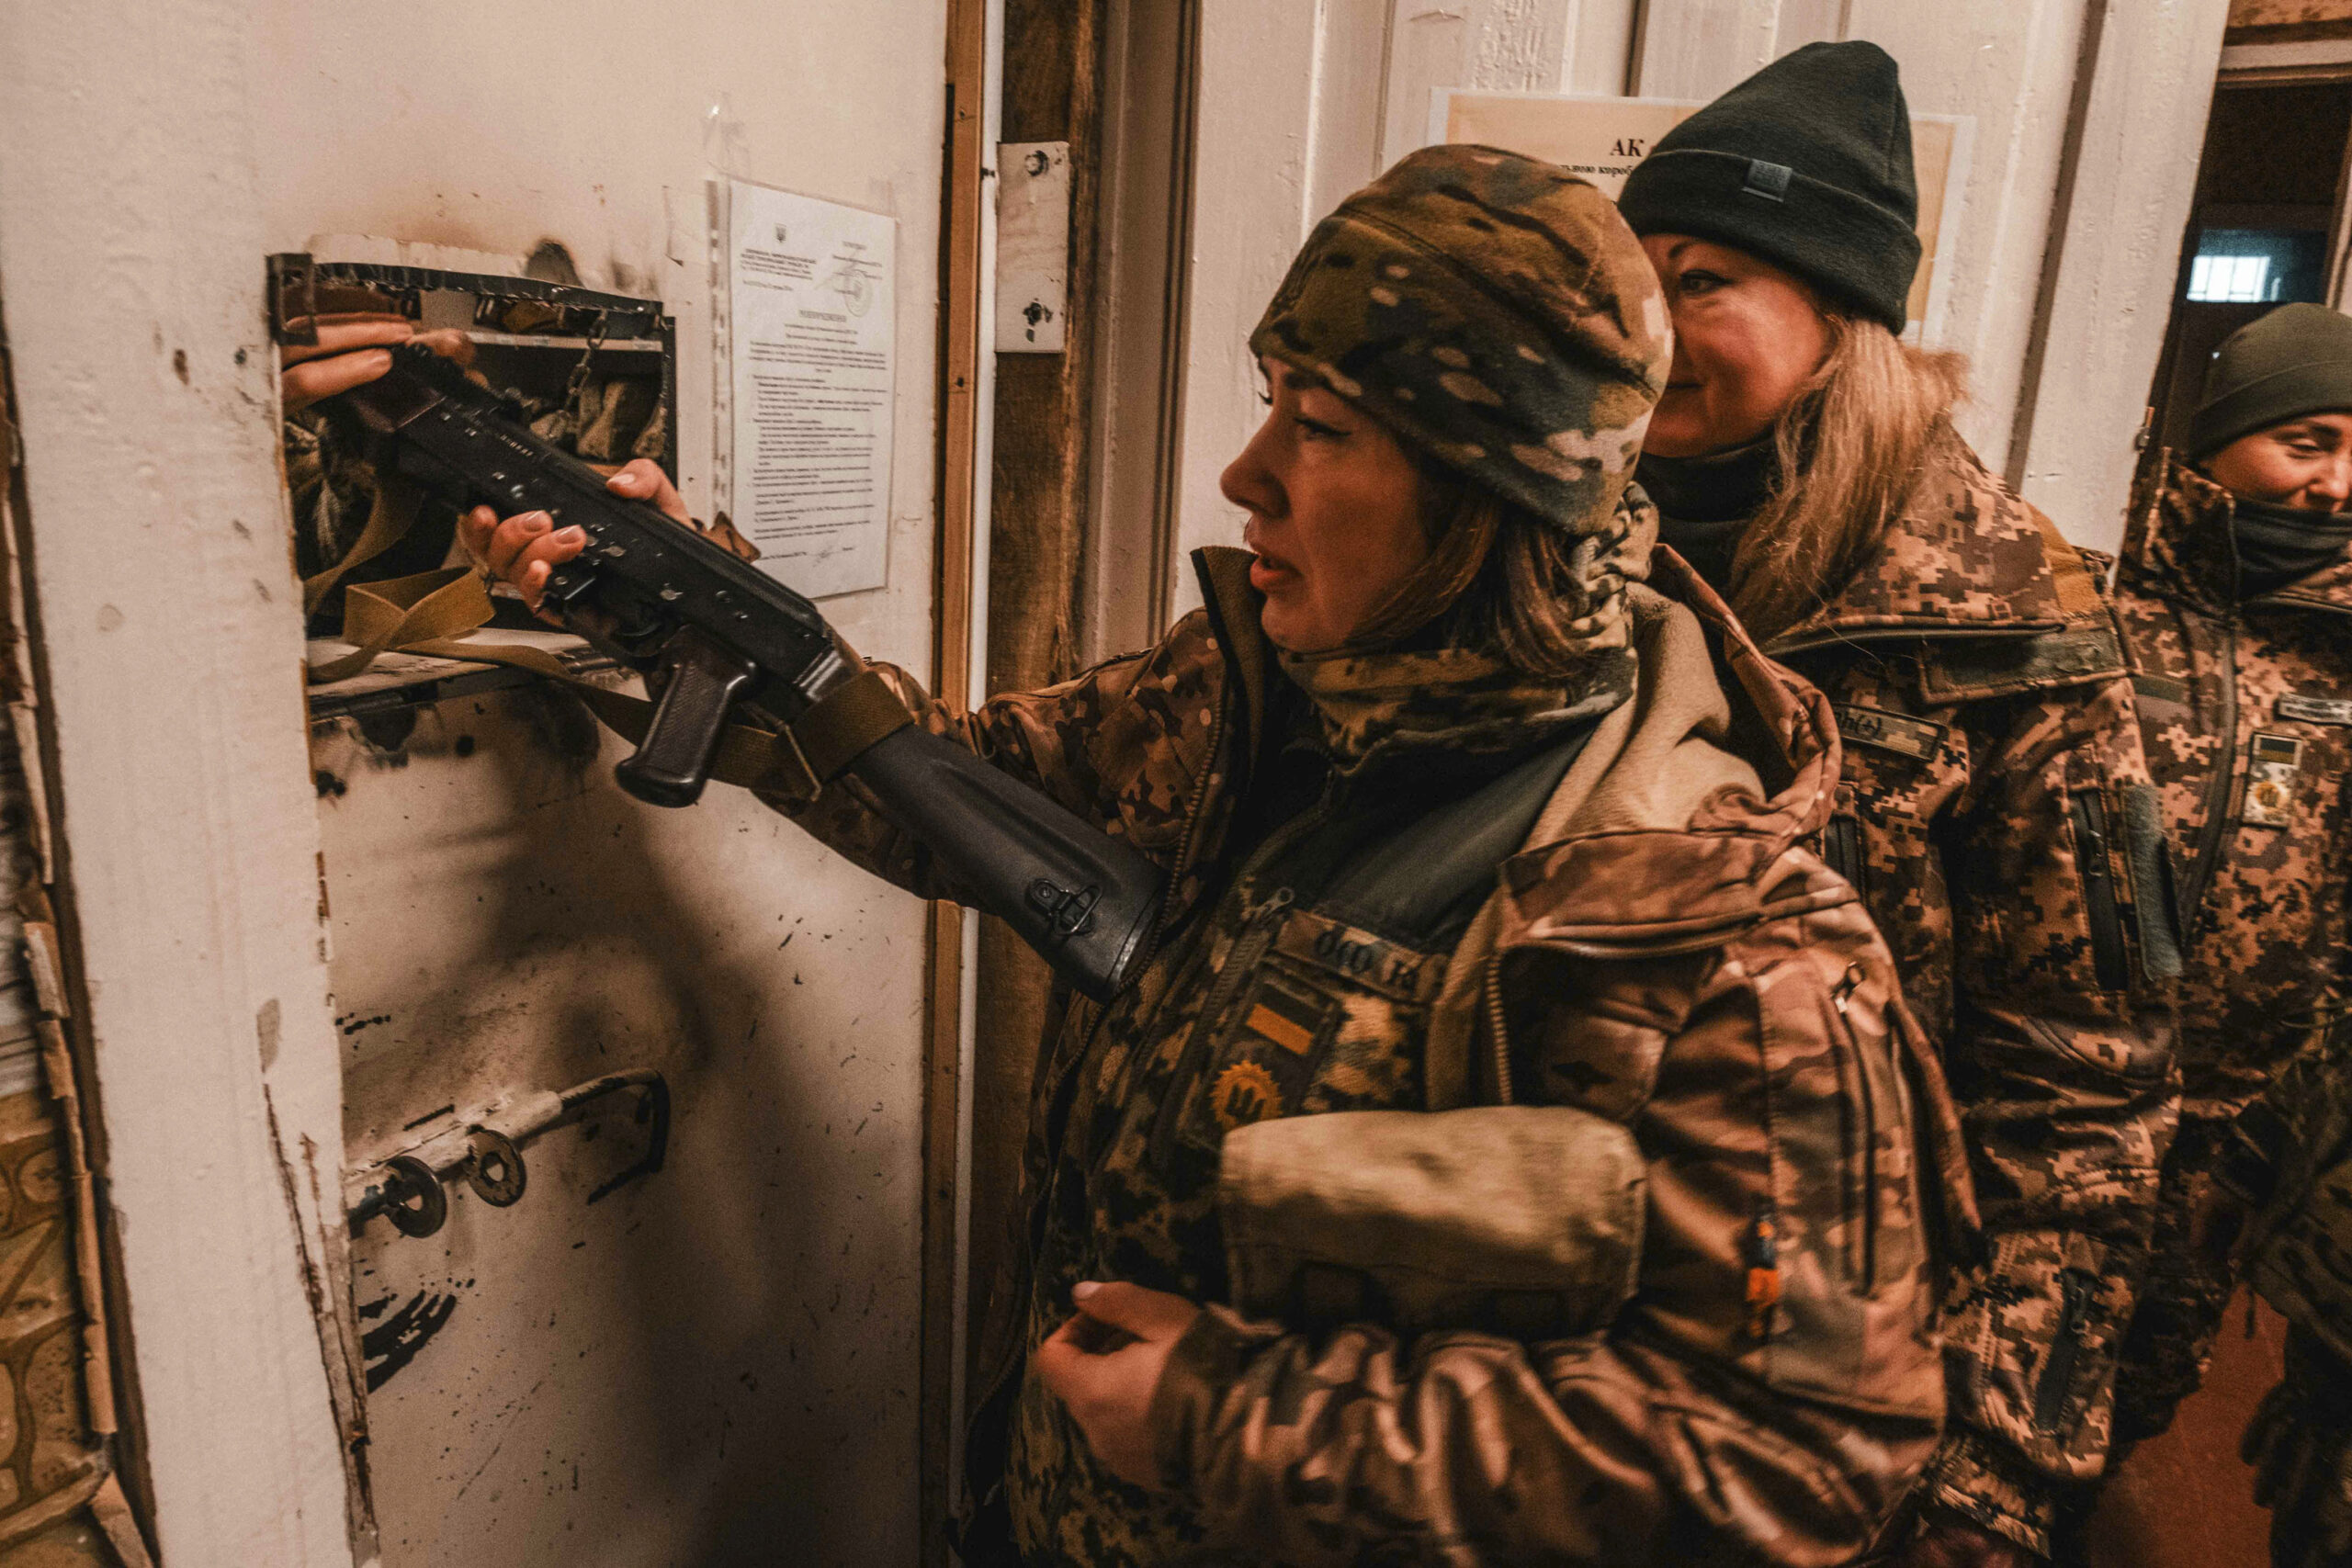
256 5 950 1563
1 0 951 1563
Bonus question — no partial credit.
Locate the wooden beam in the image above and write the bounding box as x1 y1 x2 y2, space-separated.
923 0 988 1557
1631 0 1783 97
965 0 1111 1426
2005 0 2232 553
0 2 359 1556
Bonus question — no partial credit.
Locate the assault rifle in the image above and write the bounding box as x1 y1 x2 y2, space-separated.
333 340 1162 1001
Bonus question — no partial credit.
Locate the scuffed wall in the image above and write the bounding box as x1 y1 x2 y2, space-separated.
260 4 950 1563
2 0 953 1562
0 0 369 1558
318 693 929 1564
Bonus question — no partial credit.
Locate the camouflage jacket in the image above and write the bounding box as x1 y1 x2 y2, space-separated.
2097 452 2352 1460
764 546 1972 1565
1745 441 2180 1557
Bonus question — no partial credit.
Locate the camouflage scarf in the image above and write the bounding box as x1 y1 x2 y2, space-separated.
1279 640 1627 772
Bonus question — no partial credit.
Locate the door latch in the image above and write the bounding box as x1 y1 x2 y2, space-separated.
345 1069 669 1239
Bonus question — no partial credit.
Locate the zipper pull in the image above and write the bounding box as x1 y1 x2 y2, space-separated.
1744 1202 1781 1342
1833 962 1863 1018
1250 886 1295 923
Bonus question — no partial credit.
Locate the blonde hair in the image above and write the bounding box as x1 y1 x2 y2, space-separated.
1349 317 1967 668
1725 316 1970 643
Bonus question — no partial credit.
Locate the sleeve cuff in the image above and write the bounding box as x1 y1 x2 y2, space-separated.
1146 1304 1261 1494
1914 1427 2066 1561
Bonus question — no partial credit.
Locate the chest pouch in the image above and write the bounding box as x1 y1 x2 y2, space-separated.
1220 1102 1645 1340
1214 728 1648 1339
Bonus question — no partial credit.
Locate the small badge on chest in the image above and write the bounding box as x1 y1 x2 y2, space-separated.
2243 731 2306 829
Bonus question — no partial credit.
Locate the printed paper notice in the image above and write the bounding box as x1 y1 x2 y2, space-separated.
724 180 895 598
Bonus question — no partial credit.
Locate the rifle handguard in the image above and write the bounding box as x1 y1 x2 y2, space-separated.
844 726 1162 1002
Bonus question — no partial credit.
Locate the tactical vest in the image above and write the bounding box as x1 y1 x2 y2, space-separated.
1136 728 1600 1322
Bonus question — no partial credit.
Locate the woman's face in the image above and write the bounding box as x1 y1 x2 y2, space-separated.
1639 234 1833 458
2205 413 2352 512
1221 359 1436 653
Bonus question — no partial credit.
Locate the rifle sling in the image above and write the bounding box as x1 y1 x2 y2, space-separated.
300 469 424 617
306 566 915 800
791 669 915 782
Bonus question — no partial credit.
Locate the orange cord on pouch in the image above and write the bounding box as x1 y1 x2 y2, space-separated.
1746 1207 1781 1341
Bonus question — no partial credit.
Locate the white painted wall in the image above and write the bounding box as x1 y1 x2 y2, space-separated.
0 0 950 1562
270 6 950 1564
0 1 362 1563
1164 0 2231 612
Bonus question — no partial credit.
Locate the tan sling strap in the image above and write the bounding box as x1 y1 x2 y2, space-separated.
304 566 915 797
302 566 491 684
300 470 425 617
789 667 915 781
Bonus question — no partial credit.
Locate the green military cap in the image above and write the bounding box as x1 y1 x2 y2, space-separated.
2189 302 2352 460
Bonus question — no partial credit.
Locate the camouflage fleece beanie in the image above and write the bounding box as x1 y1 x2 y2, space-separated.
1250 144 1670 537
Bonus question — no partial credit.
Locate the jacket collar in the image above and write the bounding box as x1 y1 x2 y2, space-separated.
1276 646 1622 782
1764 440 2106 654
2118 449 2352 619
1194 545 1272 765
1499 547 1846 953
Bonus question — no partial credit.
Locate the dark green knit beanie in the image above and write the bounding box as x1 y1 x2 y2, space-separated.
1251 144 1669 536
2188 303 2352 459
1617 40 1919 333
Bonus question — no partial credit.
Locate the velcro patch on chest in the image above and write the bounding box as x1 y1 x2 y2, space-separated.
1274 909 1451 1003
1235 969 1328 1057
2277 693 2352 727
2243 731 2306 829
1834 703 1948 761
1918 625 2126 701
1212 968 1342 1131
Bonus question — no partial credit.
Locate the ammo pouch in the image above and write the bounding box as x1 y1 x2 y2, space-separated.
1213 725 1639 1341
1220 1103 1645 1339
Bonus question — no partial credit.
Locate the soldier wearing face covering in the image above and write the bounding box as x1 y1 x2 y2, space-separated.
2084 303 2352 1559
1615 41 2181 1568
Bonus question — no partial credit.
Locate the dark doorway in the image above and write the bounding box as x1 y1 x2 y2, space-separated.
2146 79 2352 451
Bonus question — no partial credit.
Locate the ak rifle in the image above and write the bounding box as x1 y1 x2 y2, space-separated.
334 341 1162 1001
